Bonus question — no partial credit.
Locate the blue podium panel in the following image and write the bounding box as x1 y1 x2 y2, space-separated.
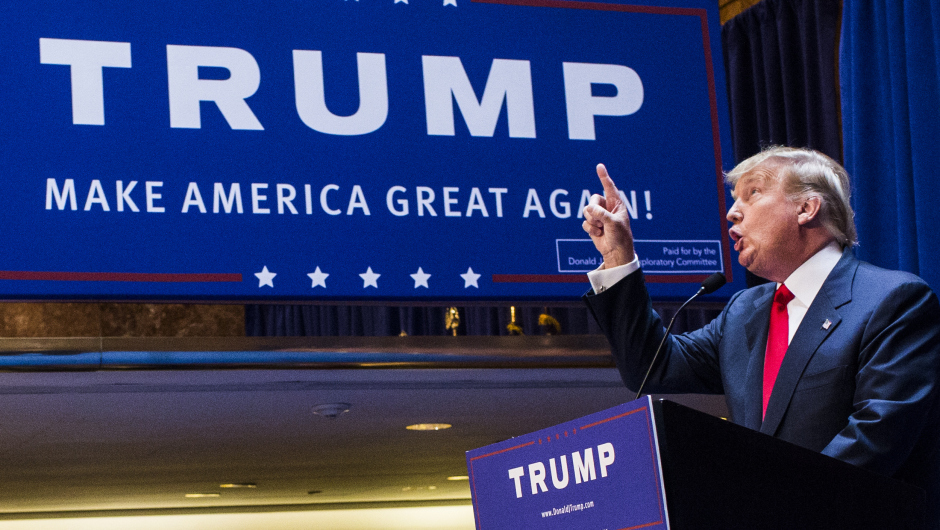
0 0 736 301
466 397 668 529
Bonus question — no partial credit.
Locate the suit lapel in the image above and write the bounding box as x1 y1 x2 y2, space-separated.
742 286 774 431
759 250 857 436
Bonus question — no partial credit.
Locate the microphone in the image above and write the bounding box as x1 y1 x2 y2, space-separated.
634 272 727 400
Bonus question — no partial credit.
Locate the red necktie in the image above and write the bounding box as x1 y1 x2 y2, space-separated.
762 284 795 418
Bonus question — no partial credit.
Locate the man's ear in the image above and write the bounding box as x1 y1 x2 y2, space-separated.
797 195 822 225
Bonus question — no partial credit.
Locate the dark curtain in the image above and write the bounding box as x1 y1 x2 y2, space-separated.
722 0 843 162
245 304 606 337
245 302 722 337
721 0 843 287
841 0 940 292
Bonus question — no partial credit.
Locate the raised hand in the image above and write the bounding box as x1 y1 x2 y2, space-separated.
581 164 635 269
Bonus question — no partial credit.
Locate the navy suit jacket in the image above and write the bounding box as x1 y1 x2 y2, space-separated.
585 249 940 525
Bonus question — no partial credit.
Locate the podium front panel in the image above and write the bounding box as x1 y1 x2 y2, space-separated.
466 397 668 529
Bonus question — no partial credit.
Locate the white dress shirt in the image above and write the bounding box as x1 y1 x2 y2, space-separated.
777 241 842 344
587 242 844 344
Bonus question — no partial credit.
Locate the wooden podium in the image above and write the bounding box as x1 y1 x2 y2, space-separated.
467 398 925 529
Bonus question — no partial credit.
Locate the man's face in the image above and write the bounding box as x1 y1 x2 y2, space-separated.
726 163 801 281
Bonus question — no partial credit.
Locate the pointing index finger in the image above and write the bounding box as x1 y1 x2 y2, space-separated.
596 163 622 209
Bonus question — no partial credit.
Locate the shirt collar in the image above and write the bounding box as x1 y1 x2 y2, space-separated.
780 241 843 308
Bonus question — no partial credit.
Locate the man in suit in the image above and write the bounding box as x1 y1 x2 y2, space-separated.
582 147 940 525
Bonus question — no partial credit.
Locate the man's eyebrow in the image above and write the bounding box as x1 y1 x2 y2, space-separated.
738 174 763 188
731 174 762 199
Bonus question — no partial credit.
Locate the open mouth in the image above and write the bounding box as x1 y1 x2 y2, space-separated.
729 229 742 251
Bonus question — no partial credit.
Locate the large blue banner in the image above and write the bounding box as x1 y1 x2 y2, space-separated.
466 397 668 529
0 0 736 300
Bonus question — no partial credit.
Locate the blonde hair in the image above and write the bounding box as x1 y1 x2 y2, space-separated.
725 147 857 247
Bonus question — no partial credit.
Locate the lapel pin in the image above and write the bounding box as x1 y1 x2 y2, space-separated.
822 319 832 330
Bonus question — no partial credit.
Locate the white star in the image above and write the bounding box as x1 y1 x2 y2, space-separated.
307 267 329 288
360 267 380 288
254 266 276 288
410 267 431 288
395 0 408 3
461 267 481 288
443 0 457 5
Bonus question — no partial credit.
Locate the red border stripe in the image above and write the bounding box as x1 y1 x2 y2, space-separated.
492 274 587 283
580 405 647 430
472 0 701 16
468 440 536 462
0 271 242 283
492 273 708 283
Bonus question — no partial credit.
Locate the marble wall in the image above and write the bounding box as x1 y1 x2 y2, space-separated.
0 303 244 337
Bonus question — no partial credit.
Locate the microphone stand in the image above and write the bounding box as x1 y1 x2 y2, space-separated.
634 273 726 400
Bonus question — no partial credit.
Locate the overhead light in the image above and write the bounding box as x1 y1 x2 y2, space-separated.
220 483 256 489
185 493 220 498
447 475 470 481
406 423 452 431
312 403 351 419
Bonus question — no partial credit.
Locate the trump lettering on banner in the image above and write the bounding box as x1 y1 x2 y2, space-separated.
466 398 668 529
0 0 735 300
